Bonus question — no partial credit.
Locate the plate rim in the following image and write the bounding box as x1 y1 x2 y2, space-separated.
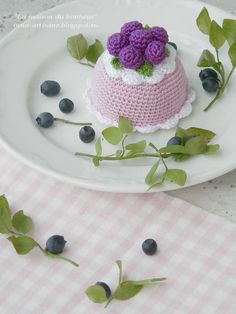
0 0 236 193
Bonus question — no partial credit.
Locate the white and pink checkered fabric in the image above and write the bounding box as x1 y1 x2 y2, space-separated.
0 145 235 314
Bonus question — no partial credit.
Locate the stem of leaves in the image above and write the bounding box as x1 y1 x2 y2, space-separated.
54 118 92 126
196 8 236 111
203 88 222 112
76 121 219 190
75 152 162 161
78 61 95 68
43 248 79 267
104 260 166 308
149 142 168 170
121 135 128 157
221 66 235 93
215 50 225 82
204 66 235 111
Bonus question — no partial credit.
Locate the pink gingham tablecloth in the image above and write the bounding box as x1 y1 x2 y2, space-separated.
0 145 236 314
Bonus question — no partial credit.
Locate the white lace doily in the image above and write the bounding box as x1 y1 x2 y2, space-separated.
84 81 196 133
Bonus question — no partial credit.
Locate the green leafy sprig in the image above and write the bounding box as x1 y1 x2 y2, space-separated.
85 260 166 307
0 195 78 267
75 116 220 190
67 33 104 67
196 7 236 111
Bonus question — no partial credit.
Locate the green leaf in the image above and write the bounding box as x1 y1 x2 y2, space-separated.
102 127 123 145
125 151 140 157
197 49 216 67
8 235 38 255
159 145 187 154
86 39 104 64
116 260 123 284
116 260 122 271
196 7 211 35
67 33 88 60
0 195 12 234
206 144 220 153
173 154 191 162
85 285 107 303
12 210 33 234
212 62 224 75
145 160 160 185
175 127 188 139
184 136 208 155
113 283 143 300
116 150 123 157
228 42 236 67
122 278 166 286
147 177 165 191
165 169 187 186
118 116 133 133
223 19 236 46
210 20 225 49
136 61 154 77
92 156 100 167
148 142 159 152
111 57 123 69
185 127 216 140
125 140 146 153
95 137 102 156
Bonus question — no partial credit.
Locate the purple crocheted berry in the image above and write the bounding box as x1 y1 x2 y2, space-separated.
144 41 166 65
149 26 168 44
120 21 143 37
129 29 153 51
119 45 144 69
107 32 129 56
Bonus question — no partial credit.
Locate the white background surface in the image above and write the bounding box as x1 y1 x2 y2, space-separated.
0 0 236 222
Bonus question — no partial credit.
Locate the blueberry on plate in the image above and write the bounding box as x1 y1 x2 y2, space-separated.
142 239 158 255
46 235 66 254
36 112 54 128
168 42 177 51
202 77 220 93
59 98 74 113
79 126 95 143
96 282 111 299
40 80 61 96
167 136 182 146
199 68 218 81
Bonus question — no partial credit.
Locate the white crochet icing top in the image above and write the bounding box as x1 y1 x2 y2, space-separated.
102 44 177 85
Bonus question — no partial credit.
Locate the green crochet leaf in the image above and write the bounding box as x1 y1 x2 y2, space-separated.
111 57 123 69
136 61 154 77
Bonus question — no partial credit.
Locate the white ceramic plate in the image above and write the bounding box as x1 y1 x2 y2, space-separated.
0 0 235 193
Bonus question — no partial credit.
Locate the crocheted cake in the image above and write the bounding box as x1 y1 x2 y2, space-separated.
86 21 195 133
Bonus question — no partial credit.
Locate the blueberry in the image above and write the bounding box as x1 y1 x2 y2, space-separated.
46 235 66 254
142 239 158 255
79 126 95 143
199 68 218 82
167 136 182 146
59 98 74 113
96 282 111 298
168 42 177 51
36 112 54 128
40 80 61 96
202 77 220 93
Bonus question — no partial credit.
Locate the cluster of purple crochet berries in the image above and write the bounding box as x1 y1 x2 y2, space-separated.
107 21 169 69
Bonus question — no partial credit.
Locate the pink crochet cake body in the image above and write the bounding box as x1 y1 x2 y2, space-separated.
88 53 189 128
